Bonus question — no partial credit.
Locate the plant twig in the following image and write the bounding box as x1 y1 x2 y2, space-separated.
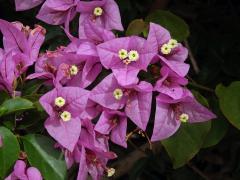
111 142 162 178
188 82 214 92
188 162 211 180
184 40 200 74
187 76 215 93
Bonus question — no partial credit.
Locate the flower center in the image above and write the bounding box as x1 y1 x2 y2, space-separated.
55 97 66 108
60 111 71 122
160 39 178 55
160 44 172 55
69 65 78 76
128 50 139 61
93 7 103 16
118 49 128 60
107 168 115 177
118 49 139 65
168 39 178 49
113 88 123 100
179 113 189 123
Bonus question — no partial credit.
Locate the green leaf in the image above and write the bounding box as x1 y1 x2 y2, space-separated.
202 97 228 148
191 90 209 107
0 97 34 117
216 82 240 129
162 122 211 168
0 126 20 178
22 134 67 180
21 79 44 96
0 91 10 104
126 19 147 36
145 10 190 41
202 118 228 148
191 90 227 148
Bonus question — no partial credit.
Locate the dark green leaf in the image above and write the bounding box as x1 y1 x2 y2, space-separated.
0 91 10 104
191 90 209 107
145 10 189 41
216 82 240 129
21 79 44 96
202 118 228 148
126 19 147 36
202 97 228 148
0 97 34 117
22 134 67 180
162 122 211 168
0 126 20 178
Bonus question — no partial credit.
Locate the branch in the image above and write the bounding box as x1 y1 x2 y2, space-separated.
111 142 162 178
184 40 200 74
187 162 211 180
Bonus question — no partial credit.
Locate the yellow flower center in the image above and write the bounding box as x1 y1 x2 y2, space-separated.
69 65 78 76
161 44 172 55
54 97 66 108
179 113 189 123
128 50 139 61
60 111 71 122
167 39 178 49
118 49 128 60
113 88 123 100
107 168 115 177
93 7 103 16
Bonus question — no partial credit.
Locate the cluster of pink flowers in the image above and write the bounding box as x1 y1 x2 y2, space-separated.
0 0 216 179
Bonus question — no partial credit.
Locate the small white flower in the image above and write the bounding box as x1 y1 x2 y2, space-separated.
69 65 78 76
55 97 66 108
128 50 139 61
179 113 189 123
167 39 178 49
107 168 115 177
113 88 123 100
60 111 71 122
93 7 103 16
118 49 128 60
160 44 172 55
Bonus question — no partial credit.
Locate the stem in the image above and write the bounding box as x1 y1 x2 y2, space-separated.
188 82 214 93
184 40 200 74
126 128 139 141
187 76 214 92
188 162 210 180
144 132 153 150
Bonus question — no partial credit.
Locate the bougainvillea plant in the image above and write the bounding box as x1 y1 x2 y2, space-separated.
4 0 239 179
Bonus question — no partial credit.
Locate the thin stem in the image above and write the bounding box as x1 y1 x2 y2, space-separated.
188 162 210 180
126 128 139 141
188 82 214 93
187 76 214 93
184 40 200 74
144 132 153 150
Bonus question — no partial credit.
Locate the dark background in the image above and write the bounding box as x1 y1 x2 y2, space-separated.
1 0 240 179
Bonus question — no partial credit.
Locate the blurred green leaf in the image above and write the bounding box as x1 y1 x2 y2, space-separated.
22 134 67 180
0 126 20 178
216 82 240 129
126 19 147 36
145 10 189 41
0 97 34 117
191 90 209 107
202 118 228 148
202 97 228 148
21 79 44 96
162 122 211 168
0 91 10 104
